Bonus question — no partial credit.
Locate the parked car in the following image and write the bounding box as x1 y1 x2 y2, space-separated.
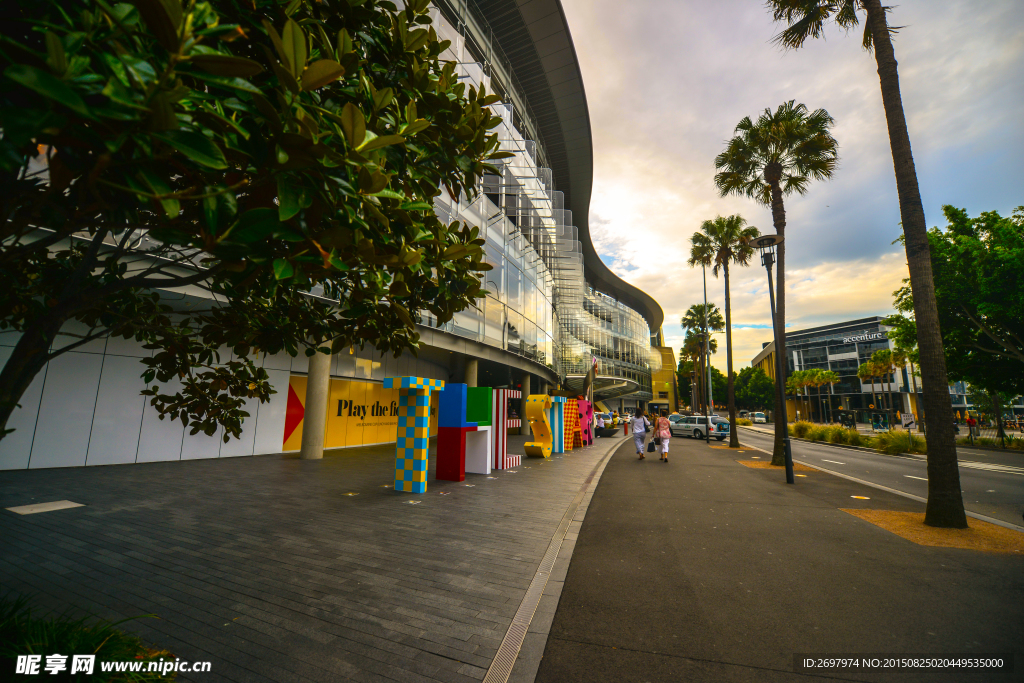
670 415 729 441
668 414 686 424
753 412 766 424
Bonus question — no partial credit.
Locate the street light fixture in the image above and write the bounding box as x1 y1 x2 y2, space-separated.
754 234 795 484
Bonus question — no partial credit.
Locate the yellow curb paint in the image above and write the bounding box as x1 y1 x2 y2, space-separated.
736 460 816 472
841 509 1024 554
795 474 807 477
851 496 870 499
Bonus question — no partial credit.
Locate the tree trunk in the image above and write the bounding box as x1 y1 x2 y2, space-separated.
0 315 67 439
724 263 740 447
991 391 1005 442
864 0 965 527
766 175 788 466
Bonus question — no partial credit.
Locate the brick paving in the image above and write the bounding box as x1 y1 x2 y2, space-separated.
0 434 627 683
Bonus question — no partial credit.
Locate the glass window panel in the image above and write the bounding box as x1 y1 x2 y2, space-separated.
507 309 523 355
524 276 537 324
507 265 523 313
484 295 504 346
484 240 505 302
453 302 482 340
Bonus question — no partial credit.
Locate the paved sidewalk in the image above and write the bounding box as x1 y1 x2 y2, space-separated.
0 433 628 683
535 435 1024 682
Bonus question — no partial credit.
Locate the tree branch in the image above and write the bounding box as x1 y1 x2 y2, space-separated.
961 304 1024 363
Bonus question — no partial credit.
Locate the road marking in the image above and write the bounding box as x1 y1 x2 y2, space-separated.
904 475 928 481
795 474 807 477
851 496 870 500
822 459 846 465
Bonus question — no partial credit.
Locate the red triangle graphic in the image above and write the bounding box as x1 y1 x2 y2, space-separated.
284 383 305 444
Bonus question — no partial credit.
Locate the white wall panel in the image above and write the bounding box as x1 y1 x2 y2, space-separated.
291 353 310 374
86 355 146 467
180 423 223 460
104 334 151 358
219 392 259 458
51 320 108 355
0 330 22 347
30 352 104 469
136 377 185 462
253 369 290 454
262 351 291 371
0 346 45 470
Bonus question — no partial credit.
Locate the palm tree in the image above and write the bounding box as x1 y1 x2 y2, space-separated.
681 326 719 415
765 0 966 529
819 370 841 423
688 216 760 447
858 362 879 425
715 101 838 465
807 369 825 423
872 349 898 431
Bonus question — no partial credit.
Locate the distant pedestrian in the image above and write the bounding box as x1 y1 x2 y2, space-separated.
632 410 650 459
653 409 672 462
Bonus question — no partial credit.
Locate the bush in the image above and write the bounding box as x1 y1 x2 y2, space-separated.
847 430 871 448
874 430 927 455
805 425 828 442
824 425 849 444
0 594 173 680
736 418 753 426
792 421 814 438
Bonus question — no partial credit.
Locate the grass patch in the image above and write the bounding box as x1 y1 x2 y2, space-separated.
736 418 753 426
874 430 927 455
805 425 829 442
0 594 175 681
791 420 814 438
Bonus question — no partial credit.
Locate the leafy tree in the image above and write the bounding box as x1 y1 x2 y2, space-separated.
818 369 841 423
766 0 965 527
681 305 722 415
714 101 838 465
858 362 879 419
871 349 898 430
735 366 775 413
688 215 760 446
0 0 504 440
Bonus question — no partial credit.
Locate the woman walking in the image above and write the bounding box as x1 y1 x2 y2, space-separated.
632 410 650 459
653 409 672 462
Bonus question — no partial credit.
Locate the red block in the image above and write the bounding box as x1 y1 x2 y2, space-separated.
436 426 476 482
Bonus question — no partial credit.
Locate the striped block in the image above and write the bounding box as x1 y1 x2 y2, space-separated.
387 377 445 494
505 454 522 468
492 389 521 470
547 396 567 454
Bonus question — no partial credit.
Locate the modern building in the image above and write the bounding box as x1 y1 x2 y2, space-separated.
0 0 664 470
648 341 680 416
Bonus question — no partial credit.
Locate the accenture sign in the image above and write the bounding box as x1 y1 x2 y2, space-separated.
843 332 886 344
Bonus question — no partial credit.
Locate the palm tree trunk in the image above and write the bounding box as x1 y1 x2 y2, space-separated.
864 0 965 527
724 262 740 447
767 176 788 466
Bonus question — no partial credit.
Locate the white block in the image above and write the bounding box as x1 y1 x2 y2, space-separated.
137 377 185 462
180 422 223 460
86 355 147 466
219 392 259 458
253 369 290 454
30 352 103 469
0 346 46 470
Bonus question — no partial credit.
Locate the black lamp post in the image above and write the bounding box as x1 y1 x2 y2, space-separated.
754 234 795 484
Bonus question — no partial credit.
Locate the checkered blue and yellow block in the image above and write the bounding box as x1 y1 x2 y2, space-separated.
385 377 445 494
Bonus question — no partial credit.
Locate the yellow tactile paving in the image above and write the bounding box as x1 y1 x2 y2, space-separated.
840 510 1024 554
736 459 816 472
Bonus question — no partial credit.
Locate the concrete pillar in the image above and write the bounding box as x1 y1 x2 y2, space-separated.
300 351 332 460
520 373 531 435
464 358 478 387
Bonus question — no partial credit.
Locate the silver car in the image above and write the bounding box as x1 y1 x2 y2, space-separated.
670 415 729 441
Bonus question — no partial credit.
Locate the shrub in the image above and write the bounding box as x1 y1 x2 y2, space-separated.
736 418 753 426
805 425 828 442
792 421 814 438
824 425 849 444
0 594 173 680
874 430 927 455
847 430 871 447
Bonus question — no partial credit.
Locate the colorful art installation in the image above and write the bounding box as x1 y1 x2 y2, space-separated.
564 398 579 451
546 396 568 453
524 394 553 458
577 399 594 446
436 383 492 481
492 389 522 469
384 376 445 494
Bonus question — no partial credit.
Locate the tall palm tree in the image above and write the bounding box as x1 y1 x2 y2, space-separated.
819 370 841 423
872 349 897 431
681 324 719 414
858 362 879 424
688 215 760 447
765 0 966 530
807 369 825 423
715 101 838 465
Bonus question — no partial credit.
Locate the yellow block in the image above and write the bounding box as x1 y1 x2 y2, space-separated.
841 509 1024 554
524 394 552 458
736 460 816 472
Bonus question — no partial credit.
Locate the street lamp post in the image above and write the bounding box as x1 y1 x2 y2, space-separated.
754 234 794 484
701 263 712 443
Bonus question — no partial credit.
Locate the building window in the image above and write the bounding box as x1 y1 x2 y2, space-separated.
658 392 668 398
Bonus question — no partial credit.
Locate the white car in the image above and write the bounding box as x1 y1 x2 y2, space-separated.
670 415 729 441
753 412 767 424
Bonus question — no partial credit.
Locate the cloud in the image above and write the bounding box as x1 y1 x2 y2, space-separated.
559 0 1024 361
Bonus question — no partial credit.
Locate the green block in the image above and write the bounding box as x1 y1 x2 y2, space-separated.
466 386 492 426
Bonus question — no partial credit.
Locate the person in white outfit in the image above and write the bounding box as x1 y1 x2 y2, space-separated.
632 410 650 459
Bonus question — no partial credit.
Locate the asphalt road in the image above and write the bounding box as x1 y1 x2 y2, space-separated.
738 427 1024 527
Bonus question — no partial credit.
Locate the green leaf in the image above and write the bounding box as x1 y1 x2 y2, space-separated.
400 201 433 211
281 19 307 79
487 151 516 160
300 59 345 90
228 208 279 243
128 0 181 52
272 258 295 280
189 54 264 78
45 31 67 75
152 130 227 169
137 168 180 218
4 65 91 118
400 119 430 136
357 134 404 152
370 188 405 200
277 176 311 220
340 103 366 148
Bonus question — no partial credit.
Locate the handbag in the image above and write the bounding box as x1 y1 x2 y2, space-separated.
653 436 662 445
646 441 656 452
644 417 650 433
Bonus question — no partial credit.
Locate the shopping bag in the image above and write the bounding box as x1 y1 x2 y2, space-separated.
646 441 656 453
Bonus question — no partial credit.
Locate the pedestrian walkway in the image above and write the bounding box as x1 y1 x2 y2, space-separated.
0 433 628 683
535 435 1023 682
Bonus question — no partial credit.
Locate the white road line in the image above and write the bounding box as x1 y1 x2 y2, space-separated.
822 459 845 465
904 475 928 481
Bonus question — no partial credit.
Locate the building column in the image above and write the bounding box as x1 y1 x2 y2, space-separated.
300 351 332 460
520 373 531 435
464 358 478 387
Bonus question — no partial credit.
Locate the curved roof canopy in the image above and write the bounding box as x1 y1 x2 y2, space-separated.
472 0 665 333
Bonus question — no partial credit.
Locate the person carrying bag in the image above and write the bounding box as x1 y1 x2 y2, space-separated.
632 410 650 459
653 409 672 462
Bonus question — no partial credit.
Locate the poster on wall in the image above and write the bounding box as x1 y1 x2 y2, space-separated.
283 377 439 451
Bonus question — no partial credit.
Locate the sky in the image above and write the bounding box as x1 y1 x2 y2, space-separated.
559 0 1024 372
